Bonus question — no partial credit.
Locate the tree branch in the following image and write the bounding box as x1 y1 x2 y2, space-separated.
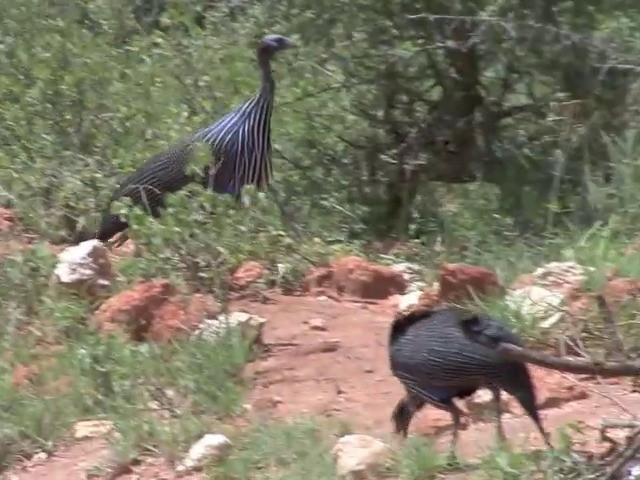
460 318 640 376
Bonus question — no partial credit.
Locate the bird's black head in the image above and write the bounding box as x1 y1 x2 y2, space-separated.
258 34 296 57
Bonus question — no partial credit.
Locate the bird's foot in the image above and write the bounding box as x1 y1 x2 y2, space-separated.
445 450 462 468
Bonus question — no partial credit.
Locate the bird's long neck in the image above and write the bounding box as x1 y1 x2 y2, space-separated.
257 52 275 98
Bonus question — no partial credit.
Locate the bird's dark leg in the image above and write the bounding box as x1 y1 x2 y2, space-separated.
535 420 553 450
421 398 466 463
491 388 507 446
391 393 425 438
443 401 465 463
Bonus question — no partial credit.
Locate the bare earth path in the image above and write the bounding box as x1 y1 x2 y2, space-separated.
8 293 640 479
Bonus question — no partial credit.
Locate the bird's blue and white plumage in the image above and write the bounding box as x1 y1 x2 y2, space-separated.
192 87 274 196
193 34 294 199
87 34 294 244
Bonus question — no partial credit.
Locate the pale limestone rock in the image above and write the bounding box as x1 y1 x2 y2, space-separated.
175 434 232 474
332 434 390 478
73 420 115 440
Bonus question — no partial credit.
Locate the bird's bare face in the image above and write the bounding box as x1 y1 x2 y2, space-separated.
260 34 296 55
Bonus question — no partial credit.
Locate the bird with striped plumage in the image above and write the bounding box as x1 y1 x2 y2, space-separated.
388 306 551 460
90 34 295 244
194 33 293 200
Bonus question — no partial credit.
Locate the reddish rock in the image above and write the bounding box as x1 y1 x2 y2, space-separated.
417 287 440 309
91 280 219 342
0 207 15 232
303 266 334 294
569 277 640 319
303 256 408 300
602 278 640 305
438 263 502 303
41 376 73 396
231 261 267 291
11 363 37 389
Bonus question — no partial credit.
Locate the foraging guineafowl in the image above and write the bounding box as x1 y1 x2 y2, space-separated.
91 34 295 244
388 307 551 457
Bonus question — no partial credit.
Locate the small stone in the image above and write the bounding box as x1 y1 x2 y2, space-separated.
31 451 48 462
175 433 232 474
307 318 328 331
193 311 267 346
465 389 515 418
73 420 115 440
332 434 390 478
53 240 113 294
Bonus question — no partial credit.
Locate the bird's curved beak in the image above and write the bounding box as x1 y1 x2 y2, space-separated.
284 38 296 49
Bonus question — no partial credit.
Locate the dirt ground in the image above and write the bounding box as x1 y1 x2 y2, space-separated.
8 292 640 480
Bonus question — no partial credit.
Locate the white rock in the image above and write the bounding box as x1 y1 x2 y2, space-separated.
306 318 328 331
332 434 390 478
397 290 423 311
531 261 593 289
506 285 566 328
53 240 113 288
73 419 115 440
175 433 232 473
391 263 424 289
30 451 48 462
193 311 267 346
465 389 515 417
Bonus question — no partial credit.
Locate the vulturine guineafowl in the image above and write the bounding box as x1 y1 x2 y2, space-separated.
388 307 551 459
92 34 295 244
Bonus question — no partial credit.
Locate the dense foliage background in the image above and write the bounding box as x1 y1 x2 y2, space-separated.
2 0 640 281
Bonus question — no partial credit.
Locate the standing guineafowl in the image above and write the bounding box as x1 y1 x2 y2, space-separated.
388 307 551 458
92 34 295 244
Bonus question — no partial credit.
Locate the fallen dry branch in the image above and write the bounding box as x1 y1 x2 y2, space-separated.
599 420 640 460
460 317 640 377
603 425 640 480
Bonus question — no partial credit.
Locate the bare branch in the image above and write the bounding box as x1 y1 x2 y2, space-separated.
487 342 640 376
460 318 640 376
604 426 640 480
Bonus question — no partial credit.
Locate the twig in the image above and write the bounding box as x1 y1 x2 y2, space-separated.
599 420 640 461
560 373 638 420
604 426 640 480
596 294 626 358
